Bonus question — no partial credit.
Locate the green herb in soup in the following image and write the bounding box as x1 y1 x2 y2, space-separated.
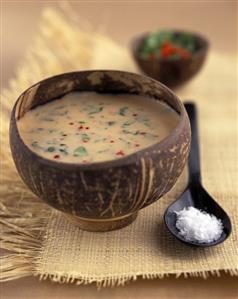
17 92 179 163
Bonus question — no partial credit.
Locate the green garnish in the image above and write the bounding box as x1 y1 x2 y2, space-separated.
97 149 109 154
81 133 90 142
31 141 39 147
119 107 129 116
88 106 103 114
122 121 135 127
48 129 56 133
73 146 88 157
46 146 55 152
122 129 140 135
59 148 68 155
31 141 43 150
41 117 54 122
95 137 107 143
136 115 150 127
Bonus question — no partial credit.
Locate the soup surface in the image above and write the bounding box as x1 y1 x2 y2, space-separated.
17 92 179 163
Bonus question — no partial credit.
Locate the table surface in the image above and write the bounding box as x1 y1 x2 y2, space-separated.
1 274 238 299
1 1 238 298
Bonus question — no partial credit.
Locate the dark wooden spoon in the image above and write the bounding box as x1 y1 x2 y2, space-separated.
164 102 232 247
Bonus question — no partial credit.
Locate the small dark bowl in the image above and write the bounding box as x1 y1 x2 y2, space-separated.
131 30 209 88
9 70 191 232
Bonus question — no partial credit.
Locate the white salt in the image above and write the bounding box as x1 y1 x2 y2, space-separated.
175 206 223 243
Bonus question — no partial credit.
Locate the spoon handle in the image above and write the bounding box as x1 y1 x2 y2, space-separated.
185 102 201 185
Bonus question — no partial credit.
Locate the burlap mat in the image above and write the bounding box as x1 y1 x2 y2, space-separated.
1 8 237 287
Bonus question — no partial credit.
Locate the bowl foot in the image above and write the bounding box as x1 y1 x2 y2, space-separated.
64 212 138 232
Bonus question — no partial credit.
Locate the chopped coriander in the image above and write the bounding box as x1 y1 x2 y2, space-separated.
59 148 68 155
119 107 129 116
46 146 55 152
81 133 90 142
88 107 103 114
73 146 88 157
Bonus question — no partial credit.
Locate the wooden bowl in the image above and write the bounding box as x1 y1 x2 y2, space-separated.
131 31 209 88
10 70 191 232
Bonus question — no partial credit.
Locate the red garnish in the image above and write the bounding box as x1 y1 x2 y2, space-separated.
161 41 191 59
161 42 176 58
54 155 60 159
110 140 115 143
140 132 146 135
62 134 67 136
133 113 138 117
135 143 140 147
78 125 84 129
116 150 125 156
85 127 90 130
69 122 74 125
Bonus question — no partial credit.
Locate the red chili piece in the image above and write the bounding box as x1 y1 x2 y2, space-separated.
85 127 90 130
54 155 60 159
161 41 176 58
116 150 125 156
78 125 84 129
69 122 74 125
110 140 115 143
62 134 67 136
133 113 138 117
140 132 146 135
161 41 191 59
135 143 140 147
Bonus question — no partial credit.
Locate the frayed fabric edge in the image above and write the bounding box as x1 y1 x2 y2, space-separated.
36 268 238 289
0 200 50 282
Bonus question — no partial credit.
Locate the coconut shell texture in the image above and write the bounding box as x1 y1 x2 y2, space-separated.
10 70 191 230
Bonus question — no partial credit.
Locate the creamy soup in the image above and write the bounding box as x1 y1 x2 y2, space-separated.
17 92 179 163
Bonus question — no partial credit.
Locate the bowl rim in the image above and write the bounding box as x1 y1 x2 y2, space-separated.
131 29 209 62
11 70 190 171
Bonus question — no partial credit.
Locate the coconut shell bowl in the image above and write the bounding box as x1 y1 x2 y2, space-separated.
10 70 191 232
131 30 209 88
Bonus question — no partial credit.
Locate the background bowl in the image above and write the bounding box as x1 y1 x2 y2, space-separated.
10 70 191 232
131 30 209 88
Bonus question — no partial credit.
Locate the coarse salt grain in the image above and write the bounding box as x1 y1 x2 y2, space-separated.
175 206 223 243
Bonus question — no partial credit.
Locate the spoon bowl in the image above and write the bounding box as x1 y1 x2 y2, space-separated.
164 184 232 247
164 103 232 247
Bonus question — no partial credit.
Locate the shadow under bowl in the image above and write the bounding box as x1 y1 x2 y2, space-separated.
131 30 209 88
10 70 191 232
